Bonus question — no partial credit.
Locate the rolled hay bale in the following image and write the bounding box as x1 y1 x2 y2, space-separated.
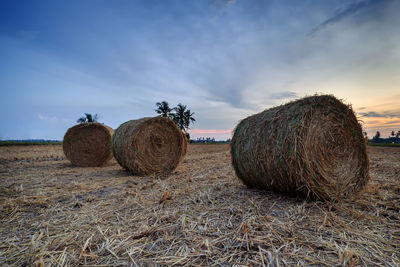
63 123 114 167
231 95 369 200
112 117 187 175
181 132 188 156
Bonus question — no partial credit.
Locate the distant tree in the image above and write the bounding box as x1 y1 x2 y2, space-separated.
77 113 99 123
155 101 196 134
391 131 395 137
372 131 381 141
172 103 187 131
184 109 196 130
396 131 400 139
172 103 195 132
155 101 172 118
185 132 190 141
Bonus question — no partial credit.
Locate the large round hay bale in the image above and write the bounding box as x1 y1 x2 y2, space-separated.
112 117 187 175
231 95 369 200
63 122 114 167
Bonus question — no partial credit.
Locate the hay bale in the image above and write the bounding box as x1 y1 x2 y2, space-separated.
112 117 187 175
63 122 114 167
181 132 188 156
231 95 369 200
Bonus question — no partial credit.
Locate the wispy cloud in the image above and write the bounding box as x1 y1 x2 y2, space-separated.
1 1 399 140
310 0 385 35
359 111 400 118
269 91 298 100
361 113 400 138
38 114 57 122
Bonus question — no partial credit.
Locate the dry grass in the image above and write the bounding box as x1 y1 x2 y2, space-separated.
0 144 399 266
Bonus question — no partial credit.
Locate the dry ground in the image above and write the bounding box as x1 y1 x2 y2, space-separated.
0 144 399 266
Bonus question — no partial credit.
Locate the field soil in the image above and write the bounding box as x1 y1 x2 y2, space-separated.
0 144 399 266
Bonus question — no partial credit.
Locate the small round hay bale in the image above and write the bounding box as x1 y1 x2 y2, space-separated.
63 122 114 167
112 117 187 175
231 95 369 200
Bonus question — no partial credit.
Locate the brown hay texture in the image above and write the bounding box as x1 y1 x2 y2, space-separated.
112 117 187 175
231 95 369 200
63 123 114 167
181 131 188 156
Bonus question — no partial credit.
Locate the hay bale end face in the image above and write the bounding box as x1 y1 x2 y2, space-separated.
63 123 114 167
112 117 187 175
231 95 369 200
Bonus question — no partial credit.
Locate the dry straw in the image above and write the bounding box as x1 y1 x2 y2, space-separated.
231 95 369 200
63 122 114 167
1 144 398 265
112 117 187 175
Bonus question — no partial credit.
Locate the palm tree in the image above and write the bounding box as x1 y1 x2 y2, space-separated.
172 103 186 131
155 101 172 118
77 113 99 123
372 131 381 141
172 103 195 132
184 109 196 130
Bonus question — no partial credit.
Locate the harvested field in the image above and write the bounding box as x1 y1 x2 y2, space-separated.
0 144 399 266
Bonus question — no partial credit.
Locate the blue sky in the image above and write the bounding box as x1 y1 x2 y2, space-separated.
1 0 399 140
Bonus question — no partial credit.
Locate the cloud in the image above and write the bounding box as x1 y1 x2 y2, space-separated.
269 91 298 100
310 0 385 35
210 0 237 15
2 1 399 140
38 114 57 122
359 111 400 118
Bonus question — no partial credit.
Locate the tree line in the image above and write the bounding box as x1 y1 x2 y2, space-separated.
368 130 400 144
